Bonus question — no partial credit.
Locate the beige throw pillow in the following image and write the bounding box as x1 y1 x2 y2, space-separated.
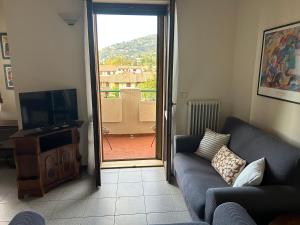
195 129 230 161
212 146 246 185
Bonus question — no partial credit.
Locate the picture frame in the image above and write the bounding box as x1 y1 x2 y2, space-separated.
258 21 300 104
0 33 10 59
3 64 14 90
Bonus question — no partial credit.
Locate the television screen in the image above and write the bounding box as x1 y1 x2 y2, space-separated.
19 89 78 130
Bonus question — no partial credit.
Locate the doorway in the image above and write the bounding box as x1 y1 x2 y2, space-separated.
86 1 175 185
96 14 164 166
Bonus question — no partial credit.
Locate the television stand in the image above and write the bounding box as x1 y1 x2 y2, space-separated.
11 121 83 199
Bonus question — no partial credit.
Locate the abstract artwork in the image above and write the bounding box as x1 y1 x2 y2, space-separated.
258 22 300 104
0 33 10 59
3 64 13 90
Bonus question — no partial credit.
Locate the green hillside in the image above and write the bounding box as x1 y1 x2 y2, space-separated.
99 34 157 66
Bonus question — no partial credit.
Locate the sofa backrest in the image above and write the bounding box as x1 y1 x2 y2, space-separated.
222 117 300 186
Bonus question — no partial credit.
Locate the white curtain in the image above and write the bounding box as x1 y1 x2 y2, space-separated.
83 0 95 175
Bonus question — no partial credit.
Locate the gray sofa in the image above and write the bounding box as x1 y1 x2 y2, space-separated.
174 117 300 224
9 211 45 225
156 202 257 225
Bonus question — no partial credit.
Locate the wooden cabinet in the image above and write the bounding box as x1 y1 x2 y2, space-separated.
11 122 82 199
41 149 60 186
59 145 75 179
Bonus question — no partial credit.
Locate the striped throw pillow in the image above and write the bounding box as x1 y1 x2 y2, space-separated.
195 129 231 161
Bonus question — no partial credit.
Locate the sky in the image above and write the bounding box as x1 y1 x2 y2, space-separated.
96 15 157 49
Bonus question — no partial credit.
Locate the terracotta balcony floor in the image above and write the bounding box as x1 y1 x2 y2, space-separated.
102 134 156 161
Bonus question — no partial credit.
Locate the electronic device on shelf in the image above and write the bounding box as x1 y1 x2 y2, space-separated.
19 89 78 130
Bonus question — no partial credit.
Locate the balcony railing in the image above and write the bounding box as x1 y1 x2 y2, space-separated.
100 89 156 101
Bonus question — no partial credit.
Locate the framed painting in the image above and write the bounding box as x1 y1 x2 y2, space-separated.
0 33 10 59
3 64 14 90
258 21 300 104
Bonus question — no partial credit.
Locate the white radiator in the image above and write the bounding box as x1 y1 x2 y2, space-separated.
187 99 220 135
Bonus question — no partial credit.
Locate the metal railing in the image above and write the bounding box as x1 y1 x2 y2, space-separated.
100 89 156 100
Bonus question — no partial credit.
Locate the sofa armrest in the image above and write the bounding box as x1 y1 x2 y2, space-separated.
205 185 300 224
150 223 208 225
174 135 202 154
9 211 45 225
213 202 257 225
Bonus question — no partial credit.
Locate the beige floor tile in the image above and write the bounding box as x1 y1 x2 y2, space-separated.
147 211 192 224
51 200 87 219
117 182 143 197
145 195 175 213
81 216 114 225
118 171 142 183
115 214 147 225
0 167 190 225
84 198 116 217
47 218 83 225
143 181 178 196
115 196 145 215
89 184 117 199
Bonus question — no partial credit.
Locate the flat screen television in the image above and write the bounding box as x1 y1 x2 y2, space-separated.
19 89 78 130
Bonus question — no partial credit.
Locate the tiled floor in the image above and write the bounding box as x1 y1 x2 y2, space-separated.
0 166 192 225
102 134 156 161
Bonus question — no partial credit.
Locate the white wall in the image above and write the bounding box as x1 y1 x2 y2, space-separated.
231 0 259 121
175 0 237 134
0 0 18 120
4 0 89 164
250 0 300 147
232 0 300 148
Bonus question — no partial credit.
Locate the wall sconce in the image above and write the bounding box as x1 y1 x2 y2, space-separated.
58 12 80 26
0 92 3 112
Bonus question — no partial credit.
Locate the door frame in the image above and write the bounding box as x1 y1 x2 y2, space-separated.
164 0 175 182
94 4 167 163
86 0 101 186
155 16 165 160
86 1 174 185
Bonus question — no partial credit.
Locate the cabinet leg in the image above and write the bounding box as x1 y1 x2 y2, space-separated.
18 191 24 199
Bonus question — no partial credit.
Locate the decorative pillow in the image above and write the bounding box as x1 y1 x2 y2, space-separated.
212 146 246 185
233 158 265 187
195 129 230 161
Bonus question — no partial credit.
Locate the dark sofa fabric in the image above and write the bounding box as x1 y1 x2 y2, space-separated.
174 117 300 224
212 202 257 225
222 117 300 186
9 211 45 225
205 185 300 224
174 153 228 220
151 203 257 225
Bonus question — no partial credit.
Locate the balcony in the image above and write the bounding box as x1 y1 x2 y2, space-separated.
100 88 156 161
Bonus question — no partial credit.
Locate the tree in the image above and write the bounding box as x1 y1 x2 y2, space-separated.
138 78 156 100
101 56 135 66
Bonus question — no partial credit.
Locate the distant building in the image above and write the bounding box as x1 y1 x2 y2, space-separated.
99 65 144 76
99 65 118 75
99 65 153 97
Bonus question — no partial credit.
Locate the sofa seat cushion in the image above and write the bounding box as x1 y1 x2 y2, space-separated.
174 153 218 183
174 153 229 220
